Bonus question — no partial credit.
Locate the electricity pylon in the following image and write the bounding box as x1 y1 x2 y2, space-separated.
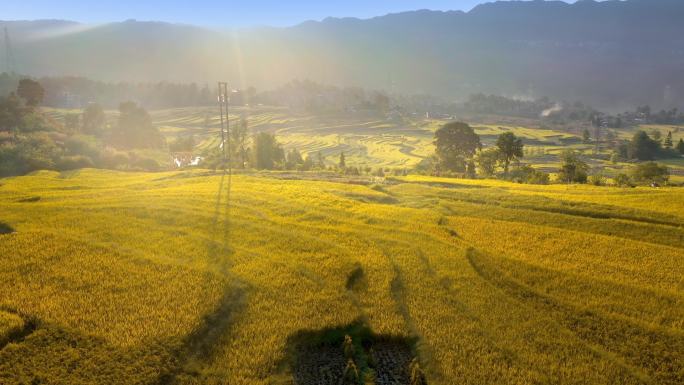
217 82 230 171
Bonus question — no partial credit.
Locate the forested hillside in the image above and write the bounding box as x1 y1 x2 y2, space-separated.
3 0 684 109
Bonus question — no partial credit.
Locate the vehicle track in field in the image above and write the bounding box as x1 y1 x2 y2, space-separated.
466 248 684 385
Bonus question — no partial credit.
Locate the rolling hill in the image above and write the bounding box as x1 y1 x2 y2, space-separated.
1 169 683 384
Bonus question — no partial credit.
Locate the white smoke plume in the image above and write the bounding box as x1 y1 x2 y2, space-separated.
541 103 562 117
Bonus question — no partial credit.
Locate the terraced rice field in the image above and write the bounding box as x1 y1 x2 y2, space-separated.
151 106 438 168
0 169 682 384
150 107 596 170
45 106 684 177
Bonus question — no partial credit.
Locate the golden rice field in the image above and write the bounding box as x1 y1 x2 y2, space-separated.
1 168 683 385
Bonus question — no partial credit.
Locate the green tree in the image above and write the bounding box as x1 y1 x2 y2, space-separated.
509 165 549 185
582 128 591 144
64 113 80 133
614 173 633 187
16 79 44 107
285 148 304 170
466 159 476 178
664 131 673 149
339 152 346 168
558 150 589 184
650 129 662 142
496 132 524 176
0 94 23 134
637 105 651 118
110 102 163 149
629 130 660 160
434 122 481 173
82 103 106 136
316 151 326 169
64 135 100 159
252 132 283 170
301 155 313 171
230 117 249 168
20 135 59 170
631 162 669 185
475 147 500 177
677 138 684 154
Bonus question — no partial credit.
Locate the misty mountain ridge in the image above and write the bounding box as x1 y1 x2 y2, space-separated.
2 0 684 110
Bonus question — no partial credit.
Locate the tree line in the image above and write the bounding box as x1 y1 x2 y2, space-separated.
429 122 673 186
0 72 216 109
2 77 680 186
1 79 166 176
613 129 684 161
0 74 394 114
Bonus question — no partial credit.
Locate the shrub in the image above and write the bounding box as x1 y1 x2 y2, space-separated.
0 144 20 177
99 148 130 170
345 166 360 176
509 165 549 185
392 168 408 176
631 162 669 185
589 173 606 186
57 155 95 170
64 135 100 159
526 170 550 185
19 111 53 132
475 147 500 177
610 152 620 164
558 150 589 184
8 134 61 174
613 173 634 187
132 157 160 172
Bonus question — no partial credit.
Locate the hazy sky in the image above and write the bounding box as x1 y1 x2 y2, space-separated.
3 1 593 27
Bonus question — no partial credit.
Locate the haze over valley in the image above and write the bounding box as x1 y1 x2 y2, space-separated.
4 0 684 110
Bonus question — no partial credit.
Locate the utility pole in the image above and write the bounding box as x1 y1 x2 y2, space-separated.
591 114 601 156
218 82 228 169
3 27 16 74
218 82 235 176
216 82 235 224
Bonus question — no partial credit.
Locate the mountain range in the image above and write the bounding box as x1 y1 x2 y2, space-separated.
2 0 684 110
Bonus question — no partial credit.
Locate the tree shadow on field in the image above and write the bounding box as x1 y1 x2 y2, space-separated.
0 221 14 234
286 321 422 385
